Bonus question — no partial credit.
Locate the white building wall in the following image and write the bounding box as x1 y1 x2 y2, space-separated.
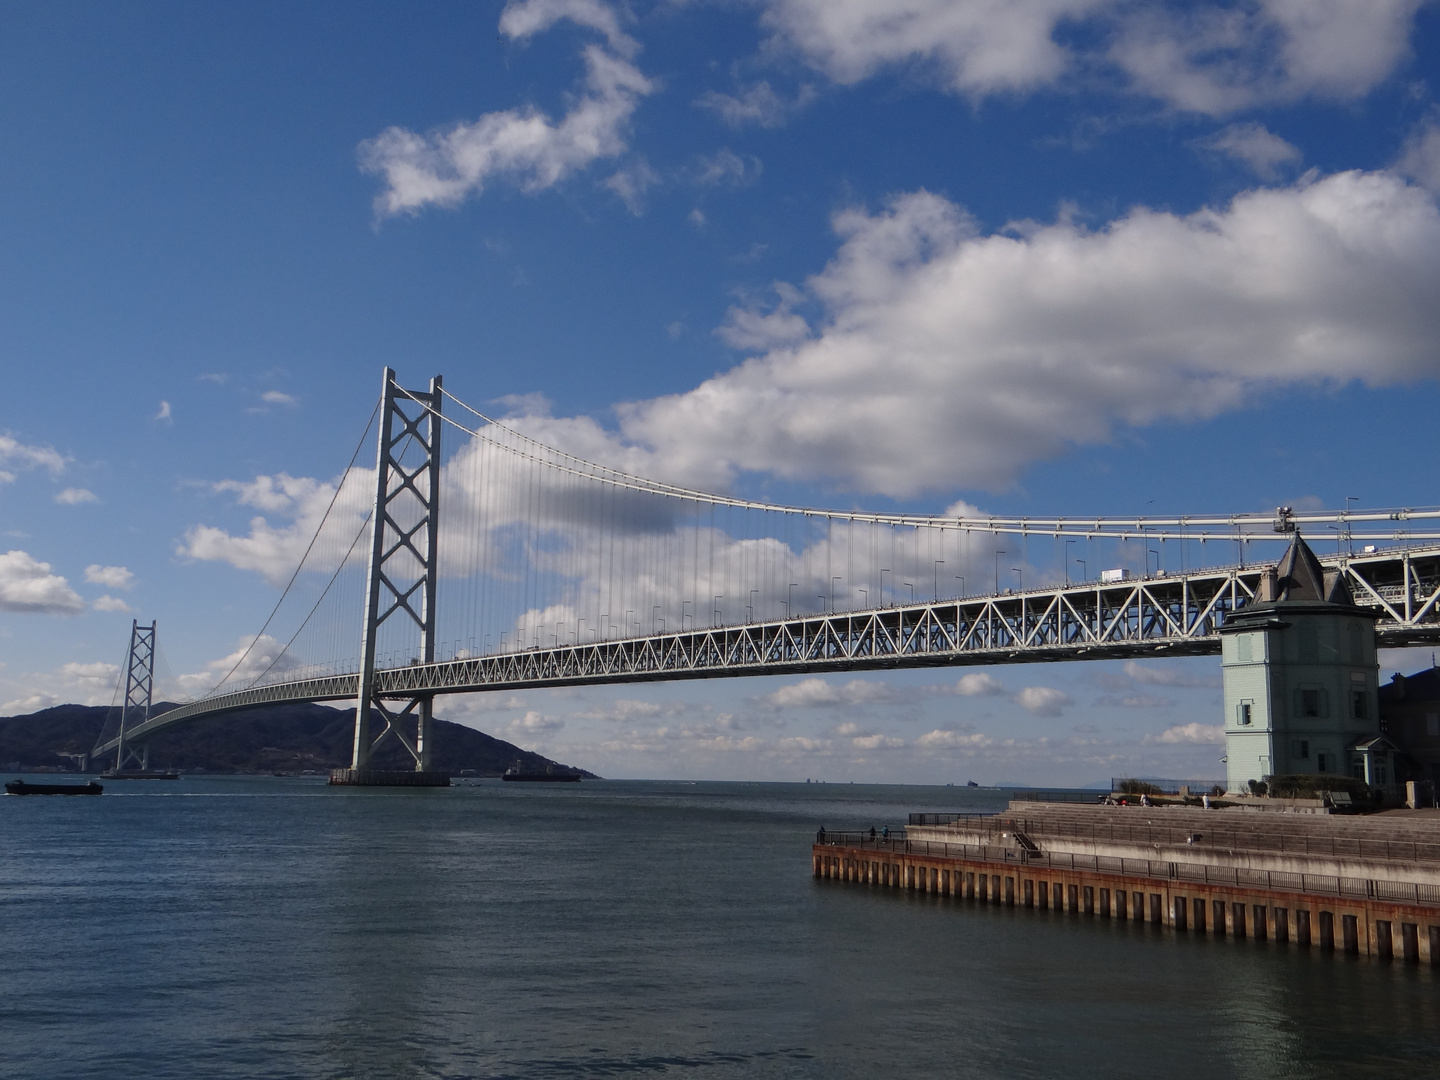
1222 607 1379 793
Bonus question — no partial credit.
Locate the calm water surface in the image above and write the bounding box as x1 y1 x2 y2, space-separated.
3 776 1438 1079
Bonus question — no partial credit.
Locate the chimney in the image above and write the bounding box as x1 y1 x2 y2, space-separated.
1257 568 1277 602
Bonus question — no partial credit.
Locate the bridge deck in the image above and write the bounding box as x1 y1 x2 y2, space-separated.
94 545 1440 755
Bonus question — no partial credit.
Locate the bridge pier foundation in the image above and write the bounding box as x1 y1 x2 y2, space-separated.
328 768 450 787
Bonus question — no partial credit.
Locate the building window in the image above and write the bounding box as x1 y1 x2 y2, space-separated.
1237 635 1253 662
1351 691 1367 720
1317 752 1331 773
1237 702 1252 726
1293 740 1310 759
1296 688 1325 718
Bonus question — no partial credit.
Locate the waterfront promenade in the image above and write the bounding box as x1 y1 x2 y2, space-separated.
815 802 1440 961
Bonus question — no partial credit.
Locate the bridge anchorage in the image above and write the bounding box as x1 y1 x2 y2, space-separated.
91 366 1440 781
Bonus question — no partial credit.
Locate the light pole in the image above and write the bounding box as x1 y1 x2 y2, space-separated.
880 568 891 605
956 575 965 597
1346 495 1358 555
933 560 944 600
831 576 842 613
994 549 1005 594
1147 548 1160 577
748 589 758 623
903 581 915 604
682 600 691 629
1012 567 1022 591
859 588 868 608
1064 539 1075 585
715 595 723 626
1075 558 1086 582
784 583 799 618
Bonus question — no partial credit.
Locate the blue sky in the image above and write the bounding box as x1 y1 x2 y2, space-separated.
3 0 1440 783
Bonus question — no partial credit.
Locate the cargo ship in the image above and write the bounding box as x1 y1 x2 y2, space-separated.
502 761 582 782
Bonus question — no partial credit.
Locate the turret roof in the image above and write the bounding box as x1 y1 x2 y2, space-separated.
1272 532 1327 601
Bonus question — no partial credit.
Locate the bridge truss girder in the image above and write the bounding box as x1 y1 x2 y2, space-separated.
93 544 1440 756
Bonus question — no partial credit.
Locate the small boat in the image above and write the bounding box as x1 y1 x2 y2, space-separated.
5 779 104 796
966 780 979 787
502 761 582 782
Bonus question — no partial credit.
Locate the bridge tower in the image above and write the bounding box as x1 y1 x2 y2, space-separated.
330 368 449 787
111 619 157 773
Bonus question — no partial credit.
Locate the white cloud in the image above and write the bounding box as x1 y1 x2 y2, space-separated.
716 281 810 351
360 0 654 216
91 596 131 613
1111 0 1425 115
0 550 85 615
1194 122 1301 179
261 390 298 407
1122 660 1221 689
84 564 134 590
916 729 992 749
0 435 66 478
154 401 172 422
1 660 120 713
690 148 762 188
759 0 1097 96
54 487 98 505
696 81 813 128
612 170 1440 495
758 0 1425 114
169 634 299 698
498 0 633 52
1095 692 1174 709
764 677 896 708
1398 118 1440 193
1013 685 1072 716
2 692 59 715
603 158 660 214
955 672 1005 696
1148 722 1225 745
851 732 905 749
506 709 566 737
177 470 373 586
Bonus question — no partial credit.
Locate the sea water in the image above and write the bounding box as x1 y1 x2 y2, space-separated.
2 776 1438 1079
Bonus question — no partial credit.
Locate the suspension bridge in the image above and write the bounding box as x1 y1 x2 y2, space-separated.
93 369 1440 781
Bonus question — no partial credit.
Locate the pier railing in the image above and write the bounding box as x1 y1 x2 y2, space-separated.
989 815 1440 866
816 833 1440 907
902 814 1440 866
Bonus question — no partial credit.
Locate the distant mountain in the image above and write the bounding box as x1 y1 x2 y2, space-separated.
0 702 597 777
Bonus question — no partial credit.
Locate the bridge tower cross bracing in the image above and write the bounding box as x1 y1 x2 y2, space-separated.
113 619 157 772
348 367 443 775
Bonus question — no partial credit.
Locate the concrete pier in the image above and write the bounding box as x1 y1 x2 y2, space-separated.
328 768 450 786
814 803 1440 962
